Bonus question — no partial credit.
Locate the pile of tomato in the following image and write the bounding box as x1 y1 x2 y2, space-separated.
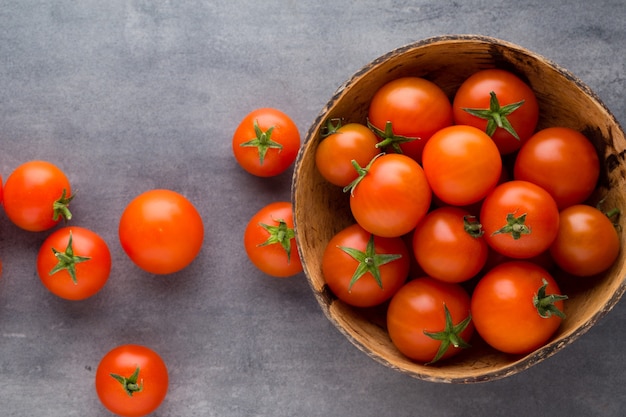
312 69 621 364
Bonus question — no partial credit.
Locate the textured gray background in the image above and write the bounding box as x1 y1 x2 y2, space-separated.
0 1 625 416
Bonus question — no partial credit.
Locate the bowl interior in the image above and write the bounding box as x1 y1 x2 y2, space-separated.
292 35 626 383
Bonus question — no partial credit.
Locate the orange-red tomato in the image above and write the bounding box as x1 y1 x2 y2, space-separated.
119 189 204 275
95 344 168 417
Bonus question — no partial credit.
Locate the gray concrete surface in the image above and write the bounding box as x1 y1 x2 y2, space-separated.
0 1 624 416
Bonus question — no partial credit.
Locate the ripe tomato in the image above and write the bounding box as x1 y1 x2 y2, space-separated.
232 107 300 177
367 77 453 162
471 261 567 354
37 226 111 300
315 121 381 187
387 277 473 364
514 127 600 209
422 125 502 206
119 189 204 275
3 160 73 232
452 68 539 155
96 344 168 417
412 207 488 283
480 180 560 259
550 204 620 277
243 201 302 278
348 153 431 238
322 223 409 307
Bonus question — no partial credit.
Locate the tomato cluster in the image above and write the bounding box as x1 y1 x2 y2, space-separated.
314 69 620 363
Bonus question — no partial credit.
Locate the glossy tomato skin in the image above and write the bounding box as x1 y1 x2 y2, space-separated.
412 207 488 283
422 125 502 206
315 122 381 187
96 344 168 417
452 69 539 155
350 153 432 238
368 77 453 162
37 226 111 300
243 201 302 278
119 189 204 275
550 204 620 276
387 277 474 363
480 180 560 259
232 107 300 177
322 223 410 307
514 127 600 210
3 160 72 232
471 261 565 354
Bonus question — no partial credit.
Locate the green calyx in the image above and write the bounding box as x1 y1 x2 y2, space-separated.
367 119 419 153
337 233 403 291
52 188 74 222
342 153 383 196
321 118 343 138
258 218 296 263
533 279 568 319
462 91 525 140
49 231 91 285
423 304 472 365
239 119 283 165
463 215 485 238
110 366 144 397
492 212 531 240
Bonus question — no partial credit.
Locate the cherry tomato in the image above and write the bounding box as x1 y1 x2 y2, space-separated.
232 107 300 177
243 201 302 278
37 226 111 300
550 204 620 276
387 277 474 364
95 344 168 417
412 207 488 283
119 189 204 275
452 68 539 155
471 261 567 354
514 127 600 209
348 153 432 238
367 77 453 162
422 125 502 206
315 121 381 187
480 180 560 259
3 160 73 232
322 223 409 307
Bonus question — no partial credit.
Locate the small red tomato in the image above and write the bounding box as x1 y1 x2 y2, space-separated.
232 107 300 177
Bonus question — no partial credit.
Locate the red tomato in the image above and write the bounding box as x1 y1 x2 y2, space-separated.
412 207 488 283
367 77 453 162
514 127 600 209
3 160 73 232
37 226 111 300
471 261 567 354
119 189 204 275
387 277 474 363
480 180 560 259
243 201 302 278
550 204 620 276
322 223 410 307
348 153 432 238
232 107 300 177
453 68 539 155
315 121 381 187
422 125 502 206
96 344 168 417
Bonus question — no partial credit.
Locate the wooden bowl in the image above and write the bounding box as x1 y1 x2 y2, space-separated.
291 35 626 383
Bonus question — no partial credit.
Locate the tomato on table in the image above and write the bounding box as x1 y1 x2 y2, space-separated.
322 223 409 307
3 160 74 232
387 277 474 364
119 189 204 275
367 76 453 162
471 261 567 355
452 68 539 155
96 344 168 417
232 107 300 177
37 226 111 300
244 201 302 278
